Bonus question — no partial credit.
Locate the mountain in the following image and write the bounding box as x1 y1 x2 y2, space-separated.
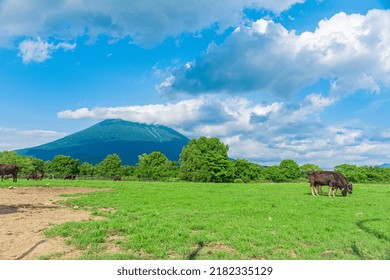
379 163 390 168
16 119 190 165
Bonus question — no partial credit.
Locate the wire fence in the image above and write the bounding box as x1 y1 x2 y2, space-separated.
15 173 138 181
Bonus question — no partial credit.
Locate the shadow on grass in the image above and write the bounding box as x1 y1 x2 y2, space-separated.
187 242 204 260
356 219 390 243
353 218 390 259
351 242 365 259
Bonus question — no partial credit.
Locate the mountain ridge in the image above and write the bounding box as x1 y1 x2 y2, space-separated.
16 119 189 165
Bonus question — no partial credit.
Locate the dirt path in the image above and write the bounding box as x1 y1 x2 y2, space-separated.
0 187 107 260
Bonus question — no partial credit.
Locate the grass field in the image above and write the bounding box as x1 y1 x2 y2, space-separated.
1 179 389 260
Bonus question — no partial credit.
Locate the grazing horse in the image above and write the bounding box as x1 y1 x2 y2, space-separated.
0 164 19 182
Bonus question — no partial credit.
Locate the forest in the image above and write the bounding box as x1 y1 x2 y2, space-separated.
1 136 389 183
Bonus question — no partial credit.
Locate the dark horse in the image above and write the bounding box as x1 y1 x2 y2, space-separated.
0 164 19 182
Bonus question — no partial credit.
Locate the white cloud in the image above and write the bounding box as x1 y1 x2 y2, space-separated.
381 130 390 139
160 9 390 98
0 0 303 48
18 38 52 63
18 38 76 63
58 98 205 127
327 126 364 146
57 96 283 137
255 0 304 12
0 127 67 151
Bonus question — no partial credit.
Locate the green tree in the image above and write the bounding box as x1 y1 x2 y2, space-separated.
44 160 52 176
0 151 20 164
135 151 178 181
263 165 284 182
47 155 80 177
79 162 95 176
334 164 362 182
379 166 390 182
21 156 45 175
95 154 122 177
179 137 234 182
279 159 301 180
233 159 264 183
300 163 322 177
362 165 383 182
0 152 45 175
333 164 390 183
121 165 136 177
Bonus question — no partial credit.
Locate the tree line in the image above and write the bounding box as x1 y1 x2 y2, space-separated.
1 136 389 183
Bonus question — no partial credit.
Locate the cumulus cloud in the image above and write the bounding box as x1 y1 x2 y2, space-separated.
381 130 390 140
55 93 390 167
18 38 76 63
57 96 283 137
159 9 390 97
223 128 390 168
0 127 67 151
58 99 206 128
0 0 303 48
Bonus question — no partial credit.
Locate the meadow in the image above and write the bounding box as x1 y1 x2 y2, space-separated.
1 179 389 260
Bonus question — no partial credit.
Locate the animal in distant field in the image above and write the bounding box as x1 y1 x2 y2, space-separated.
3 174 13 180
307 171 352 197
64 174 77 180
27 172 45 180
35 172 44 180
112 176 122 181
0 164 19 182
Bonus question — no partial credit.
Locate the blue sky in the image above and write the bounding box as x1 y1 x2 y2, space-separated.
1 0 389 168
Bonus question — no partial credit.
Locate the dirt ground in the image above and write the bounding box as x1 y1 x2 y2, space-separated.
0 186 107 260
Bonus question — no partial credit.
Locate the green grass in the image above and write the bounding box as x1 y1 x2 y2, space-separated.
2 180 389 259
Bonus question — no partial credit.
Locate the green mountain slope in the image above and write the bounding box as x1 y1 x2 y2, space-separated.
16 119 189 165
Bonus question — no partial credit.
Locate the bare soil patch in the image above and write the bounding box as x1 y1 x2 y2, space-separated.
0 186 107 260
